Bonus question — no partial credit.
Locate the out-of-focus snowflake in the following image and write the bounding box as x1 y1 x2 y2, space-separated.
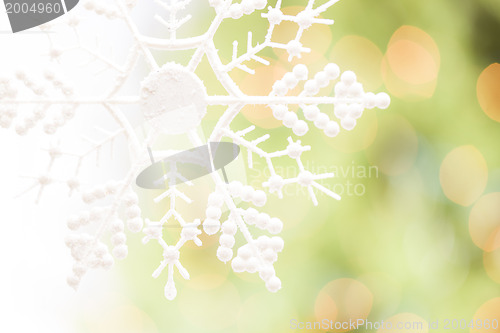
0 0 390 300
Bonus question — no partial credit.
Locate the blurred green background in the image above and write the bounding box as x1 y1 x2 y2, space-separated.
75 1 500 332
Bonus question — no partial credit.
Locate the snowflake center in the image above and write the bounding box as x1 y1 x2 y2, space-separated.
140 63 207 135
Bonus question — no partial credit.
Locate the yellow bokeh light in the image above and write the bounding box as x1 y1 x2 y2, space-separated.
330 35 384 91
387 39 438 85
377 313 428 333
471 298 500 333
239 64 287 129
365 114 418 176
314 278 373 332
439 145 488 207
477 63 500 123
381 56 436 100
270 6 305 46
382 25 440 100
469 193 500 252
273 6 332 65
179 281 241 330
237 292 298 333
483 247 500 284
279 49 329 75
387 25 440 69
90 304 159 333
314 290 338 325
358 273 402 317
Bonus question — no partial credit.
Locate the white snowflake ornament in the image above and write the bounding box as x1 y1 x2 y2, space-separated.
1 0 390 300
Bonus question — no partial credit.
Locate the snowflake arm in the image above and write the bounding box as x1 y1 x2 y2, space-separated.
225 0 336 72
153 0 192 39
143 182 203 299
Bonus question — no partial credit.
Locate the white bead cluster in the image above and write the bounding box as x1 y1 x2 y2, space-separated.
286 138 308 159
0 70 77 135
0 105 17 129
231 244 259 273
301 63 339 97
42 70 76 135
300 63 342 138
66 177 80 192
296 9 315 29
297 170 314 186
67 211 89 231
265 6 283 25
0 76 18 97
121 191 144 233
64 186 145 291
264 174 285 195
204 191 224 235
15 71 46 96
286 40 305 59
66 206 128 257
216 217 238 262
270 63 344 138
204 179 284 289
65 13 80 27
269 62 390 139
227 181 267 207
163 246 180 264
109 215 128 260
231 235 284 292
65 233 114 290
0 78 18 129
36 173 52 186
143 221 163 242
226 0 267 19
272 64 307 96
13 71 46 135
81 182 118 204
271 64 310 136
80 185 143 233
181 219 202 244
243 208 283 234
333 70 390 131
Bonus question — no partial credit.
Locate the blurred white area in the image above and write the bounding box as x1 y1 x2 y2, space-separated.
0 3 128 332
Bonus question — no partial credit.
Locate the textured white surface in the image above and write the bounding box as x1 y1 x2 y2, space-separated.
141 62 207 134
